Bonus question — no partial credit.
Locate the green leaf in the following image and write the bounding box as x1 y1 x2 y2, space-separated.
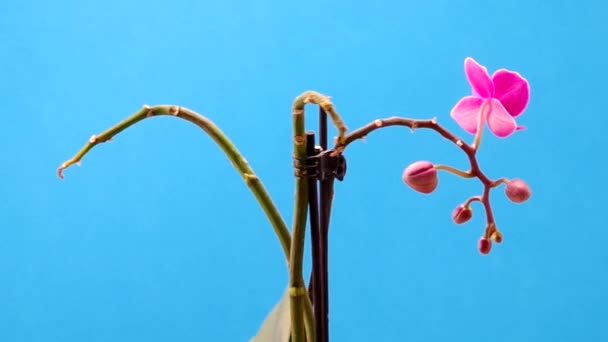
250 289 291 342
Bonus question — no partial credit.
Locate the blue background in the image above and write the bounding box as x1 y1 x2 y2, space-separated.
1 0 606 341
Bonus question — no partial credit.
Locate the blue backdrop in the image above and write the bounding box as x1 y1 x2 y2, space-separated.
1 0 606 341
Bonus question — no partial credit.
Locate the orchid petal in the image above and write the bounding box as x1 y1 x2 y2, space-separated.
465 57 494 99
486 99 518 138
450 96 484 134
492 69 530 117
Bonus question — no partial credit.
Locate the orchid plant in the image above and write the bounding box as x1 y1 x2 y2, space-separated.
58 57 532 342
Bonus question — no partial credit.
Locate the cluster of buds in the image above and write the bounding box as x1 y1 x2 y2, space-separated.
399 57 532 255
402 161 531 254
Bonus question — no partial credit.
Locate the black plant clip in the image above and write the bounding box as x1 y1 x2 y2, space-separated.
318 149 347 181
294 147 347 181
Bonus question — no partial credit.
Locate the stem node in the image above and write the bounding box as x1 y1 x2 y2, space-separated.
288 286 308 297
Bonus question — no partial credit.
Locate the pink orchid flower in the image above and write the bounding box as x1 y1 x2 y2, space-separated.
450 57 530 138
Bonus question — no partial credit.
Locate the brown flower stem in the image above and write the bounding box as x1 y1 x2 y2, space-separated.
336 115 500 229
338 117 462 151
481 186 496 237
336 116 492 183
57 104 293 260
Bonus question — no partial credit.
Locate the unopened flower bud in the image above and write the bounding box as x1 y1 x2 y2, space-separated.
452 205 472 224
505 179 531 203
402 161 438 194
490 230 503 243
478 237 492 255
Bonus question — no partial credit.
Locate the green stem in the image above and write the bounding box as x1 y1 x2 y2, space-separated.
293 90 348 147
289 91 347 342
472 101 488 151
302 290 315 342
57 104 292 260
288 176 308 342
434 164 474 178
290 91 341 342
289 97 310 342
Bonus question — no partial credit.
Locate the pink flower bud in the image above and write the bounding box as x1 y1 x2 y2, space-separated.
452 205 472 224
402 161 438 194
478 237 492 255
505 179 531 203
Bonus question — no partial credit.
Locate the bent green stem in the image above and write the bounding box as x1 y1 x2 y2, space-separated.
289 97 309 342
490 177 509 188
293 90 348 148
57 104 292 260
290 90 344 342
472 101 488 152
434 164 474 178
288 174 309 342
290 101 309 342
